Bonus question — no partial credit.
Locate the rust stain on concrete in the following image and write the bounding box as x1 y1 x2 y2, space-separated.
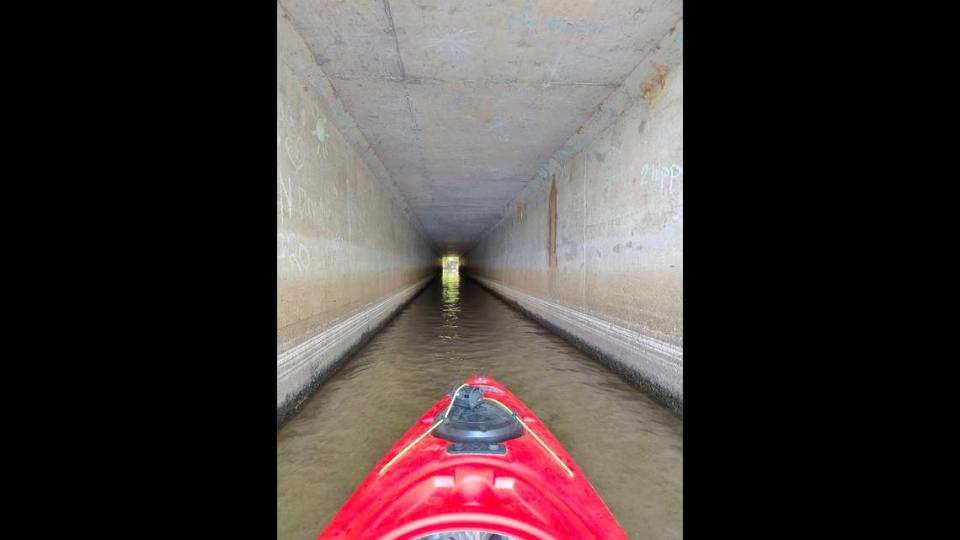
640 64 669 103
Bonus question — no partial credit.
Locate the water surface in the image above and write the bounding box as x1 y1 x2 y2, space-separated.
278 272 682 539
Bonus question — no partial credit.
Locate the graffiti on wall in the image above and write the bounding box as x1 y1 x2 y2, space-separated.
639 163 683 194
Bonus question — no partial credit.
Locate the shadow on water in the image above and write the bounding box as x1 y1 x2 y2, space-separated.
277 272 682 540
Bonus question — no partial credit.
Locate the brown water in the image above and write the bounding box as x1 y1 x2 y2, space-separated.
277 272 683 540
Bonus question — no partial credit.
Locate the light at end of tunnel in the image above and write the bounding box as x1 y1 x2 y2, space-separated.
442 256 460 273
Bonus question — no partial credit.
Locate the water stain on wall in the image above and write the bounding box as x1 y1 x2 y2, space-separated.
548 175 558 271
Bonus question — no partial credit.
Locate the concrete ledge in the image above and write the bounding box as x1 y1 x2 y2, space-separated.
469 275 683 416
277 274 434 427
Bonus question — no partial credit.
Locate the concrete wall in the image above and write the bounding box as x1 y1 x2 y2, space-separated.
467 64 683 413
277 17 435 425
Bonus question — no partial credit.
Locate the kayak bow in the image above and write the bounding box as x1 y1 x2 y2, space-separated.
317 376 629 540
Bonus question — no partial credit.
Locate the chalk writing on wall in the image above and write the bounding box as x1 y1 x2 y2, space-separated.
544 51 564 87
277 233 311 274
425 29 477 58
284 135 306 174
639 163 683 193
277 175 322 225
312 117 328 159
278 94 294 129
302 99 319 130
507 8 609 34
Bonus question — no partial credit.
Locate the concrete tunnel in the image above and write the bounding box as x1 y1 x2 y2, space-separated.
276 1 683 425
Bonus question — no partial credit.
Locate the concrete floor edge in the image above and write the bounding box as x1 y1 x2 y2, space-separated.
467 273 683 417
276 273 436 428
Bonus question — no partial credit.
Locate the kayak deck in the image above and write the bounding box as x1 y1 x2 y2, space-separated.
318 376 628 540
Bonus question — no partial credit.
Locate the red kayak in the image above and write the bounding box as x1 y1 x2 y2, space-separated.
318 376 628 540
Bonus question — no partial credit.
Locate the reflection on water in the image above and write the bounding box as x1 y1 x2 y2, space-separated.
277 273 683 540
441 271 460 325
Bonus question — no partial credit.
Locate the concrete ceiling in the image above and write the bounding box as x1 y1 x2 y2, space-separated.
280 0 683 254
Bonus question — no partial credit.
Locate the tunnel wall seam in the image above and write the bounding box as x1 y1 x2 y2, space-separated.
277 273 435 427
471 275 682 415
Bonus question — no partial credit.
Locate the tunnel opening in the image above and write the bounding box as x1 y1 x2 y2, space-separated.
442 256 460 273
